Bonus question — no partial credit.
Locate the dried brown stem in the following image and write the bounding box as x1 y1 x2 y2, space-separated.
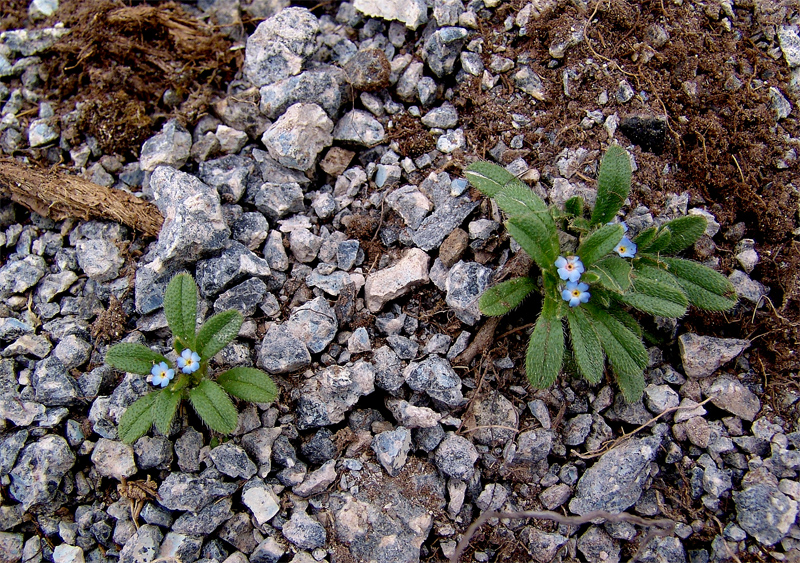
0 159 162 237
450 508 675 563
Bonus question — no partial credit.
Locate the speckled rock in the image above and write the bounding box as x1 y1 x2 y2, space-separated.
569 436 662 515
91 439 137 479
364 248 429 312
149 166 230 268
678 333 750 378
10 434 76 511
262 103 333 171
244 7 320 87
296 362 375 430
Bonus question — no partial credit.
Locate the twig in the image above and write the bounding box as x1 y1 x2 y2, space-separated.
0 159 162 237
449 508 675 563
576 397 714 460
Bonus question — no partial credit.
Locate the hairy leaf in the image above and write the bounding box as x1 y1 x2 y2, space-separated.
464 161 518 197
494 180 549 216
586 304 647 402
106 343 169 375
607 307 642 338
495 183 560 266
153 387 182 435
633 227 657 248
479 277 536 316
566 306 605 383
621 276 689 318
163 273 197 348
586 256 633 293
639 228 672 254
661 257 738 311
506 217 555 271
590 146 632 225
577 224 625 266
196 310 244 360
218 367 279 404
118 392 157 444
564 196 585 217
661 215 708 254
189 380 238 434
526 298 565 388
570 217 591 233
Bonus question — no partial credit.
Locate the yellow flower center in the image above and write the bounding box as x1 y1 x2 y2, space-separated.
572 290 582 297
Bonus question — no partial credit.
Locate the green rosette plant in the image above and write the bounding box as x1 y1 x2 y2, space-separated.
465 145 738 401
105 273 278 443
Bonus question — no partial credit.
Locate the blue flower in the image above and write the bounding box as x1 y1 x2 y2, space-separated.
555 255 585 282
150 362 175 388
614 236 637 258
562 281 591 307
607 220 629 233
177 349 201 374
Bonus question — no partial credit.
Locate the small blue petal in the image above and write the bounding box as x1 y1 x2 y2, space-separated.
615 237 637 258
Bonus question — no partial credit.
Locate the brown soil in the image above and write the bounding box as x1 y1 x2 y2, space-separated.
449 0 800 430
19 0 241 157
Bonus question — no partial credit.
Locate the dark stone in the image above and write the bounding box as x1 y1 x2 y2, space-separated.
301 429 337 465
619 116 667 155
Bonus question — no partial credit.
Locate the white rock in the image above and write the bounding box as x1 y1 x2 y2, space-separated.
262 103 333 171
242 479 280 526
53 544 84 563
91 439 137 479
353 0 428 30
364 248 429 312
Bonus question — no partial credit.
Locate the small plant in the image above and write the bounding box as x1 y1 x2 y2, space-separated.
105 273 278 443
464 146 737 401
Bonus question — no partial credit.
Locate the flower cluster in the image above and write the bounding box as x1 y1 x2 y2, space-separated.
147 349 200 389
556 223 638 307
556 255 590 307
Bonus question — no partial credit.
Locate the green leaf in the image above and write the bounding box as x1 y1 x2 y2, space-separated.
621 276 689 318
153 387 182 435
566 306 605 384
569 217 591 233
634 264 683 289
639 228 672 253
607 307 642 338
218 367 279 403
479 277 536 316
494 183 560 268
661 257 738 311
506 218 553 272
164 273 197 348
196 310 244 360
156 386 182 424
118 392 157 443
565 196 585 217
106 343 169 375
525 298 565 388
661 215 708 254
189 380 238 434
586 256 633 293
494 181 549 217
464 161 518 197
590 146 632 225
585 304 647 402
633 227 657 248
577 224 625 266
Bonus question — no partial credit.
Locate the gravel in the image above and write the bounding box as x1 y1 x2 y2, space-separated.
0 2 794 562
